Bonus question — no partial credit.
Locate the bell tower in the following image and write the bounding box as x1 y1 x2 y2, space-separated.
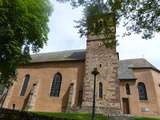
81 14 121 115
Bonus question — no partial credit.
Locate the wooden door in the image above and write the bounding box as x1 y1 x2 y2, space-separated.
122 98 130 114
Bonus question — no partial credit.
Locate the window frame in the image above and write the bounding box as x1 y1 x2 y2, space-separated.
138 82 148 100
20 74 30 96
99 82 103 98
50 72 62 97
125 83 131 95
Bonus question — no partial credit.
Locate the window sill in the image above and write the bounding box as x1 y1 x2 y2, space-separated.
139 99 149 102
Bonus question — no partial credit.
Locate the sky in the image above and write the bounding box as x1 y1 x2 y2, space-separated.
41 0 160 69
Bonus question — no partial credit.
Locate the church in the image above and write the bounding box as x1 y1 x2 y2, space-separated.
1 18 160 116
1 37 160 116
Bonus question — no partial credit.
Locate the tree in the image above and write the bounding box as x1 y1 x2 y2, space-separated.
0 0 52 87
57 0 160 42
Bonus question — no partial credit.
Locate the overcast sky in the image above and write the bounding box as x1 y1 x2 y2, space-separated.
41 0 160 69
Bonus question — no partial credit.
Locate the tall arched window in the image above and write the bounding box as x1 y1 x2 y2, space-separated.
138 82 148 100
125 83 130 95
20 74 30 96
50 73 62 97
99 82 103 98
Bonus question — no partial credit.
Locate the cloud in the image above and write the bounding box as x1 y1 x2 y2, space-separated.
41 1 85 53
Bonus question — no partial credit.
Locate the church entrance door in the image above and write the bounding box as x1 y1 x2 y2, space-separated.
122 98 130 114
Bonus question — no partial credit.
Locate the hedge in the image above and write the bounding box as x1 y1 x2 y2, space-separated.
0 109 72 120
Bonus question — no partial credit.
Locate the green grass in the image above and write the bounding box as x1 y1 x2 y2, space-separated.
34 112 160 120
134 116 160 120
34 112 108 120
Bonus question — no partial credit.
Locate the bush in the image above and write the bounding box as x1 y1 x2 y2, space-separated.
0 109 71 120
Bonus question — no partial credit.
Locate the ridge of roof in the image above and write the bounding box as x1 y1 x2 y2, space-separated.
120 58 146 62
31 49 85 56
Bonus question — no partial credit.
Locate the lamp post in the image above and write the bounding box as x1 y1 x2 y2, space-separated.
91 67 99 120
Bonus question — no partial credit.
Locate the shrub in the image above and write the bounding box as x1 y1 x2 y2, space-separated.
0 109 71 120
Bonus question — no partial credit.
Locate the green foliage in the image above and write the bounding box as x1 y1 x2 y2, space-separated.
120 0 160 39
0 0 52 87
57 0 160 43
0 84 5 94
1 109 70 120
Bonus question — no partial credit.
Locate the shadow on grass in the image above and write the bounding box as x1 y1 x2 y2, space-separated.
34 112 107 120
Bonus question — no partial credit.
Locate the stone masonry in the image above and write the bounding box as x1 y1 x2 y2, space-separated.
81 15 121 115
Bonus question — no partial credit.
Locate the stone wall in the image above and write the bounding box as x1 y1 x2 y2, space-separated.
81 17 121 115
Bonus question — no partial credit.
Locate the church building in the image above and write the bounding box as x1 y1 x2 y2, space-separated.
1 16 160 116
3 33 122 115
2 40 160 116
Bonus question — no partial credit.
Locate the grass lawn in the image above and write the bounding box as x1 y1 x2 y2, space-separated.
134 116 160 120
34 112 160 120
34 112 108 120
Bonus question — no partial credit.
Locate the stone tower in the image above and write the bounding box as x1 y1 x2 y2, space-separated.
81 14 121 115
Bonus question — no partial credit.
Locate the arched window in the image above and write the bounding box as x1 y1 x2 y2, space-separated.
50 73 62 97
20 74 30 96
138 82 148 100
99 82 103 98
125 83 130 95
